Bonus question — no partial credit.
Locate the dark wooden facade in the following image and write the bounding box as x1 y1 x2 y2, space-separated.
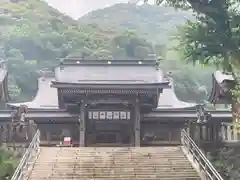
50 59 170 146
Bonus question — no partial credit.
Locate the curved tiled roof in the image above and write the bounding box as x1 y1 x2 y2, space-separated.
7 60 196 110
0 62 9 102
7 77 59 109
157 79 196 109
8 76 197 110
214 71 234 83
208 71 234 104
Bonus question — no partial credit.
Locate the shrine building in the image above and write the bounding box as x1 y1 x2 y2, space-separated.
6 59 232 147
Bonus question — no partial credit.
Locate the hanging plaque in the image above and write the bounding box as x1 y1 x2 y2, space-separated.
88 111 92 119
120 111 127 119
113 111 120 120
106 112 113 119
93 112 99 120
127 112 130 120
99 111 106 120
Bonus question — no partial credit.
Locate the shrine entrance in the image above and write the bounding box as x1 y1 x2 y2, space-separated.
86 110 133 146
96 132 119 143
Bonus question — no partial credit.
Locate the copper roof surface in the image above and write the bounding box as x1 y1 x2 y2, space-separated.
54 59 164 84
7 77 59 109
214 71 234 83
157 80 196 109
0 68 7 83
0 63 9 102
208 71 234 104
9 78 196 110
7 60 195 109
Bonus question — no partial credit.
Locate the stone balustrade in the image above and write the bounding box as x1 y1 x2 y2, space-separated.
221 123 240 142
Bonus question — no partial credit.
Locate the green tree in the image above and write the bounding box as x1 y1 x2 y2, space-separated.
0 149 18 179
1 0 160 101
154 0 240 73
151 0 240 178
160 58 214 103
152 0 240 110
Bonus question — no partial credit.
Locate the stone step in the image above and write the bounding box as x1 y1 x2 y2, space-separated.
28 146 201 180
30 172 199 176
34 159 191 163
28 178 201 180
31 165 196 168
30 172 197 176
30 175 200 178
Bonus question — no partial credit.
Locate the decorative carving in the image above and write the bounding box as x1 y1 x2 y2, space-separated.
196 104 205 123
119 112 125 119
99 112 106 120
106 112 113 119
113 112 120 119
61 89 151 94
196 104 212 124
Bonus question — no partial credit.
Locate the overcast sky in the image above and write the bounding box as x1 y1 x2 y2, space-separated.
45 0 155 19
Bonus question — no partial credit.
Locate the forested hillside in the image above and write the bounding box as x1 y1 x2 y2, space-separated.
0 0 158 100
79 3 216 103
0 0 215 104
79 3 194 43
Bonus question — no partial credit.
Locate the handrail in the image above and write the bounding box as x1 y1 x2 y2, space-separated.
11 129 40 180
181 129 224 180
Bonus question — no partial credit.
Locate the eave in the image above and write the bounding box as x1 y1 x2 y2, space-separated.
0 70 10 102
7 77 58 109
208 71 234 104
0 108 232 122
59 59 159 67
156 79 197 110
51 81 170 90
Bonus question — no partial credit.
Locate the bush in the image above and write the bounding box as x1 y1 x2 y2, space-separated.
0 149 18 179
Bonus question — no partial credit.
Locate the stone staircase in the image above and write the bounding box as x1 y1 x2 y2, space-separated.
28 146 201 180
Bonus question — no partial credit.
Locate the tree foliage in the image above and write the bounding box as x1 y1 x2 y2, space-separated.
79 3 194 44
0 149 18 179
152 0 240 178
0 0 161 101
0 0 219 105
155 0 240 74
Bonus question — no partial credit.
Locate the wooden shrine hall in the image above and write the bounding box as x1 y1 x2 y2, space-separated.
5 59 233 147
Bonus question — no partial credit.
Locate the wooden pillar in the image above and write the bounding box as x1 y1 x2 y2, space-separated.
188 121 195 139
208 123 214 142
199 124 203 141
189 122 196 140
134 97 140 147
130 106 135 146
79 100 86 147
194 124 201 145
0 126 2 145
46 131 51 144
